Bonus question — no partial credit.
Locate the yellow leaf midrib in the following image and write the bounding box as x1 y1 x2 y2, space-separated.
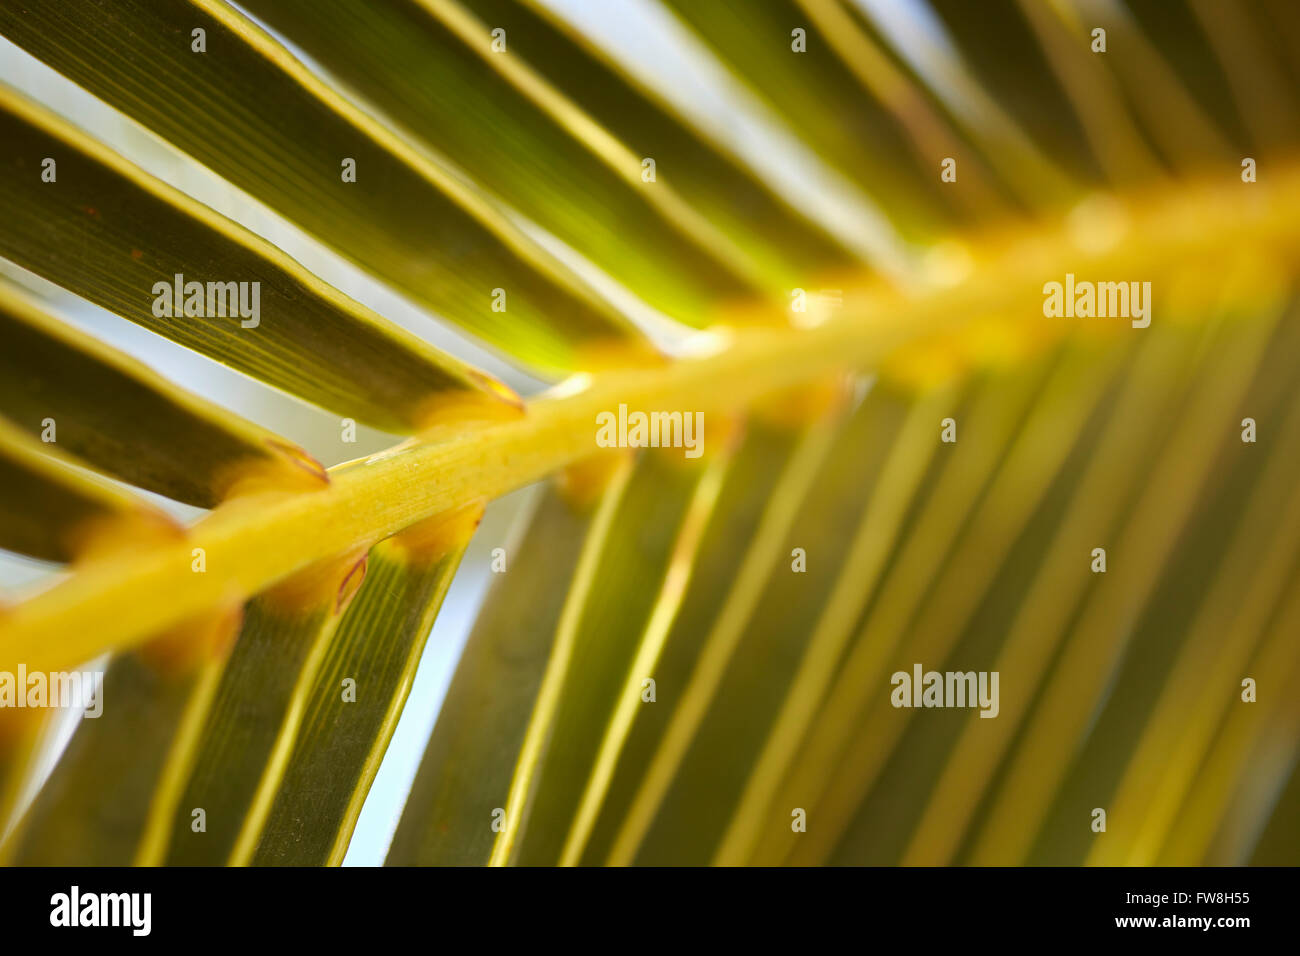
2 165 1299 676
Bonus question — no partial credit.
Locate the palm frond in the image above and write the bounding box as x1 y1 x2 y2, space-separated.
0 0 1297 868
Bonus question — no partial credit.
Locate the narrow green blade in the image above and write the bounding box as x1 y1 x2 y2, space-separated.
0 0 649 372
680 0 951 228
0 85 522 432
0 696 47 860
622 386 906 864
4 609 242 865
386 459 631 865
968 308 1277 865
566 415 821 864
506 450 717 865
0 281 327 507
0 414 181 563
604 396 848 865
239 0 776 323
254 506 481 865
164 553 369 865
498 0 857 280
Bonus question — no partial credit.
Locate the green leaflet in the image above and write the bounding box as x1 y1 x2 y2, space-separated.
1215 582 1300 866
498 0 857 283
0 84 521 432
818 343 1136 865
664 0 1080 220
505 449 720 865
0 413 180 563
867 318 1222 868
3 611 241 866
254 507 480 865
0 418 192 862
0 281 326 507
966 307 1278 865
1162 326 1300 867
0 705 46 861
0 0 648 374
910 0 1112 188
386 461 632 865
657 0 968 235
164 554 369 865
1042 318 1300 866
239 0 770 324
1232 595 1300 868
620 385 910 865
930 0 1259 174
565 416 817 864
240 0 853 316
599 398 847 865
713 380 964 864
767 339 1125 866
772 356 1078 865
